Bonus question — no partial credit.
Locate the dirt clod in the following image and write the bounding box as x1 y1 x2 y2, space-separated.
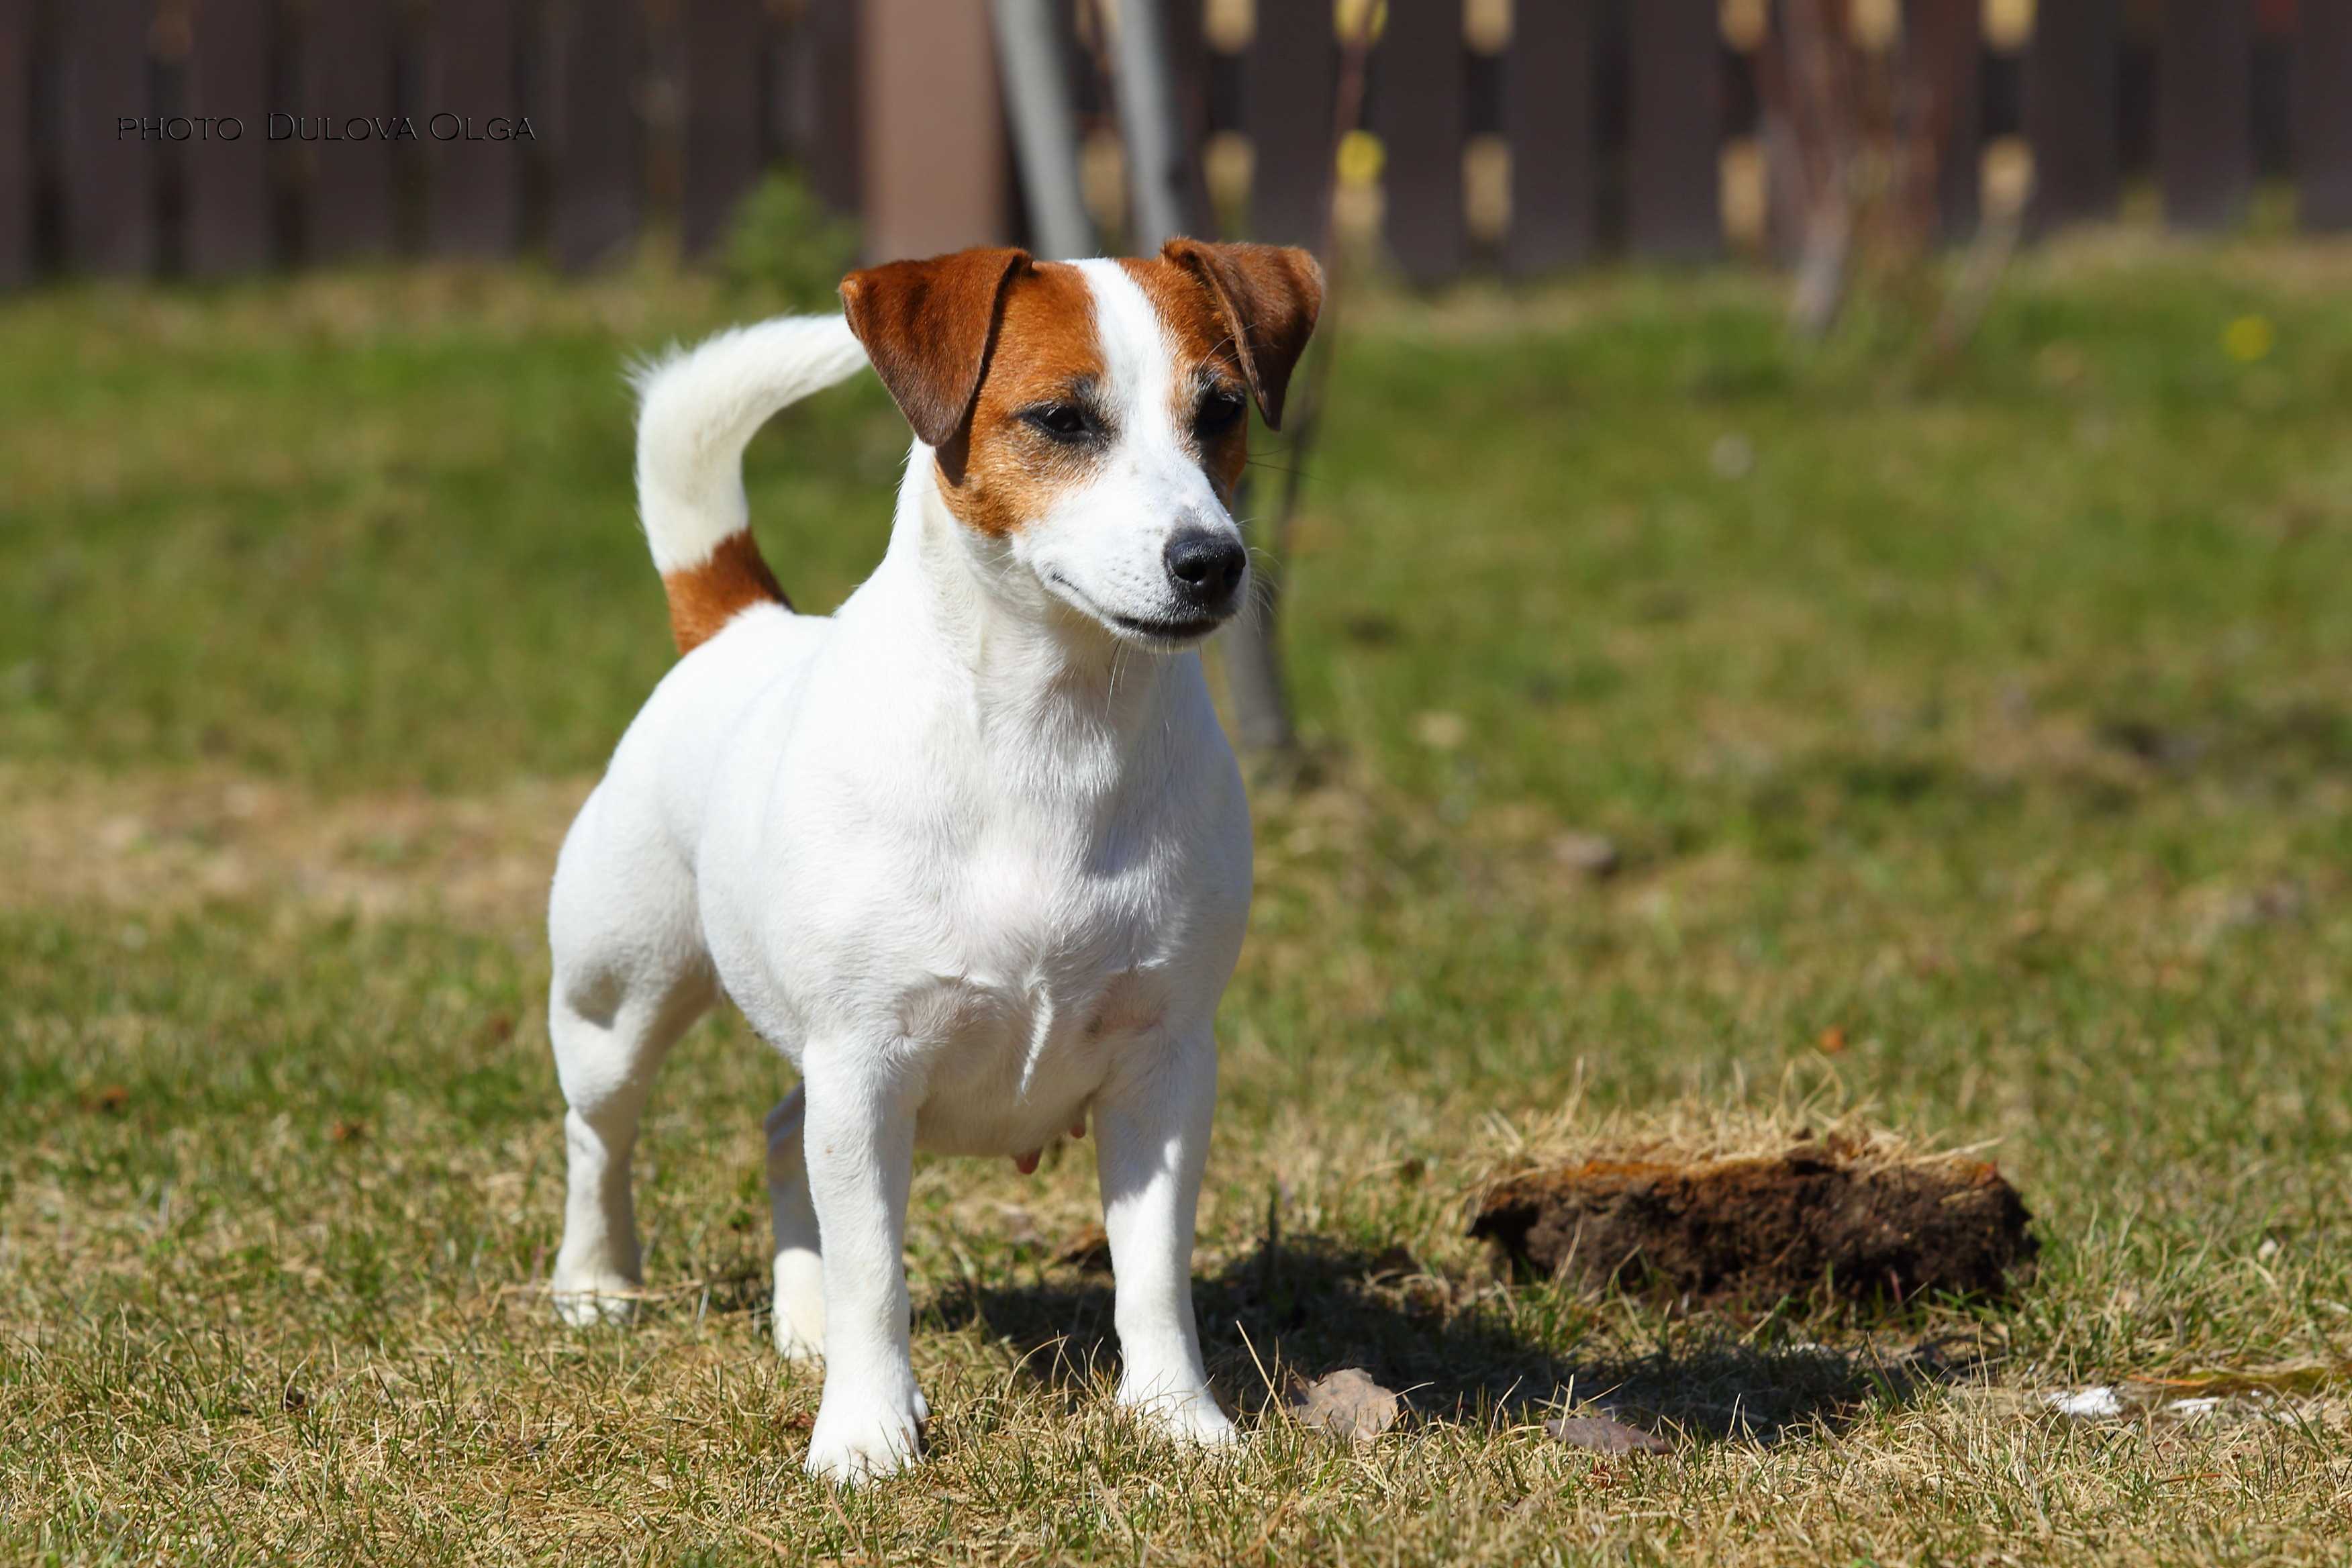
1470 1139 2038 1308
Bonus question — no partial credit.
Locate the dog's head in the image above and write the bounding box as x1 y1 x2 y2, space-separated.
840 241 1322 648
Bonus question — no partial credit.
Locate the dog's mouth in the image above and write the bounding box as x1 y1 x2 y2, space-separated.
1044 574 1236 648
1108 610 1228 645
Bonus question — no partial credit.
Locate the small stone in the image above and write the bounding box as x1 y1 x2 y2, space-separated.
1286 1368 1401 1442
1551 832 1622 880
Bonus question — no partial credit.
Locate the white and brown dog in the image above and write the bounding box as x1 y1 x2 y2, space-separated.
544 242 1321 1482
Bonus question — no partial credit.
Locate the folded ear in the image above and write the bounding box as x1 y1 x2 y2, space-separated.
839 247 1033 448
1161 238 1324 430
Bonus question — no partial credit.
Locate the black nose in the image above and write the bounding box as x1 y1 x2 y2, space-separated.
1163 529 1246 606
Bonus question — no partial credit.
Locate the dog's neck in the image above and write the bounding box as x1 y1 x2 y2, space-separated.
865 456 1185 779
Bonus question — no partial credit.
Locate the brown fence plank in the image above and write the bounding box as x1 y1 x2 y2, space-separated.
799 0 861 214
303 0 399 260
1163 0 1216 232
2025 0 2121 232
62 0 157 275
1246 0 1336 248
681 0 763 257
2158 0 2253 230
1627 0 1720 258
1909 0 1982 239
186 0 275 275
1375 0 1467 284
2298 0 2352 229
861 0 1003 260
550 0 638 270
426 0 524 256
768 5 802 170
0 0 31 285
1506 0 1598 273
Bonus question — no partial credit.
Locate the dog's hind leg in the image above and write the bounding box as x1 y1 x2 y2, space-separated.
765 1085 826 1359
546 793 715 1326
547 977 709 1323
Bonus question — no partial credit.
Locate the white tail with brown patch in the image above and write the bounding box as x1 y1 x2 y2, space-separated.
630 315 869 650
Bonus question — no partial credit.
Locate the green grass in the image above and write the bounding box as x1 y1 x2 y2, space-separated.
5 239 2352 1563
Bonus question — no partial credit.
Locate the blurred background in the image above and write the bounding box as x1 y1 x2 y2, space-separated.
8 5 2352 1554
3 1 2345 283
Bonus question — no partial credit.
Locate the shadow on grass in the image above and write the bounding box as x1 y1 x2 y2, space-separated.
935 1234 1981 1446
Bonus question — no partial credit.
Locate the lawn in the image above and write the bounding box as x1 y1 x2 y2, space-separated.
4 236 2351 1563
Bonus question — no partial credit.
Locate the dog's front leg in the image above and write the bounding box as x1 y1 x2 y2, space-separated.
800 1057 928 1483
1094 1028 1235 1446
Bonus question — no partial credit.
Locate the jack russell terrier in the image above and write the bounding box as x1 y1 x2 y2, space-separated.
544 241 1322 1481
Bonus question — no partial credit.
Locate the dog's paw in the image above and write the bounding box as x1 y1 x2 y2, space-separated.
805 1382 927 1484
550 1274 640 1327
1122 1383 1238 1448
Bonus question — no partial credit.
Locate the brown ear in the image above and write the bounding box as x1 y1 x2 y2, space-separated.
839 247 1032 448
1161 238 1324 430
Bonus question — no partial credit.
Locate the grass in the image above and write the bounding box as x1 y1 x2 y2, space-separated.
5 235 2352 1563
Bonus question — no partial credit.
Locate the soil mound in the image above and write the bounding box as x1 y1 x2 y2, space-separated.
1471 1136 2037 1308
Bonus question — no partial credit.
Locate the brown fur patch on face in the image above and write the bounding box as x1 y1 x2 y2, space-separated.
661 530 789 654
1119 256 1254 503
930 260 1110 537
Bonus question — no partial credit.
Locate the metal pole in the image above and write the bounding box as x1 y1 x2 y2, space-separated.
991 0 1096 259
1106 0 1189 248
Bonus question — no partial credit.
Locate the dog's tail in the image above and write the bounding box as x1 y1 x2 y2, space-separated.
631 313 870 654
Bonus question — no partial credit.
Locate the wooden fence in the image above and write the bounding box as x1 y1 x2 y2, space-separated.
1 0 2345 291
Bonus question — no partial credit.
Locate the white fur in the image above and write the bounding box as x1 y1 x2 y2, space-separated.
548 264 1252 1483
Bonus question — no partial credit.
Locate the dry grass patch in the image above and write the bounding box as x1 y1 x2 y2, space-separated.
0 762 586 929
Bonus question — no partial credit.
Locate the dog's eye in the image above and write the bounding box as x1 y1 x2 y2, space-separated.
1025 403 1097 442
1195 388 1246 435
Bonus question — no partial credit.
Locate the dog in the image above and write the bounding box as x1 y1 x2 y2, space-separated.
544 240 1322 1482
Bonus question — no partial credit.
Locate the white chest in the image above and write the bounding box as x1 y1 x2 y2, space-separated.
700 633 1251 1158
